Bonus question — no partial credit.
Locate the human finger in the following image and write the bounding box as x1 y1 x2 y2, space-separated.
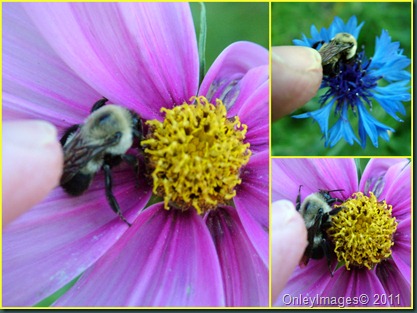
271 199 307 302
3 120 63 225
272 46 322 120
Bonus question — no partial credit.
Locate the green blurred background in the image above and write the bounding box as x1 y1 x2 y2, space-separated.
191 3 268 68
271 2 411 156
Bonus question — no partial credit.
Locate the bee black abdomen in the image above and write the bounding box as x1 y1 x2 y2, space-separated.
322 63 338 77
61 172 93 196
311 247 325 260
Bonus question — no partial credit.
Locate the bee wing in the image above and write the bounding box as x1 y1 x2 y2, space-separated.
60 130 120 185
318 40 352 65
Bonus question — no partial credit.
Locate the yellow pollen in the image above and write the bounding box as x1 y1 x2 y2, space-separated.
141 96 251 214
327 192 397 270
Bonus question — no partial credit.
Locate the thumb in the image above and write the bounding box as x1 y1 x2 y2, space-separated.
272 46 322 120
3 120 63 226
272 200 307 303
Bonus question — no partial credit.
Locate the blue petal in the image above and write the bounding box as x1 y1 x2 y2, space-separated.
320 27 331 42
372 93 406 121
292 38 309 47
371 30 411 82
357 103 394 148
293 101 334 138
310 24 320 39
325 106 360 147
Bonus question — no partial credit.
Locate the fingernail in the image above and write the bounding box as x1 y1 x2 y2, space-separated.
272 46 322 73
4 120 58 148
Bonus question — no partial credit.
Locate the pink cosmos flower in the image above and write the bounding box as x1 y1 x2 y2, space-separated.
272 158 410 307
3 3 268 307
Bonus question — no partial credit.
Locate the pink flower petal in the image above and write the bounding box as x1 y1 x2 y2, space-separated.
322 268 386 306
375 260 411 307
3 3 102 126
55 204 225 306
359 158 409 200
205 206 268 306
272 158 357 203
200 42 268 110
275 260 333 306
381 161 410 220
391 217 411 285
23 2 199 120
3 165 151 306
229 66 269 154
234 150 268 266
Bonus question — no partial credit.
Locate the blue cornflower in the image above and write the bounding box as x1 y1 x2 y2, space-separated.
293 16 410 148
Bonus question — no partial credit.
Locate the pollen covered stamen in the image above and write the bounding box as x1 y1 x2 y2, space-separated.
141 96 251 214
327 192 397 270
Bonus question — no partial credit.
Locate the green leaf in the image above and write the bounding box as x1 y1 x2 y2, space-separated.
197 2 207 86
34 275 80 307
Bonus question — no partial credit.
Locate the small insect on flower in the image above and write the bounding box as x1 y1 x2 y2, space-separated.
60 98 143 227
314 32 358 76
296 185 344 276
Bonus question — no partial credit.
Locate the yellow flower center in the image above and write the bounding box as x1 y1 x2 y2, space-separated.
141 96 251 214
327 192 397 270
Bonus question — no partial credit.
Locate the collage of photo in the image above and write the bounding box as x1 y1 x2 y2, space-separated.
1 1 412 309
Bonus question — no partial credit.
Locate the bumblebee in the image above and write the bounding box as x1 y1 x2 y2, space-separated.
60 98 143 226
296 185 344 275
314 32 357 76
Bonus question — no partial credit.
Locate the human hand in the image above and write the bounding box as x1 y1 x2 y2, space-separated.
272 46 322 120
272 200 307 303
3 120 63 226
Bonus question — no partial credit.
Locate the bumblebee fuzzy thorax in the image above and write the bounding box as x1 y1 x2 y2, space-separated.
319 32 357 66
299 192 333 228
333 32 357 59
82 105 134 155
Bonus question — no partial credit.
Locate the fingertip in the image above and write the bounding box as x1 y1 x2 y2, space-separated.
272 46 323 120
3 120 64 225
271 200 307 302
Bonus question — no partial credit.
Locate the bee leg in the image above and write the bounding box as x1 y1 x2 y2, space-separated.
91 97 109 113
321 239 334 277
103 163 132 227
121 154 140 188
296 185 303 211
